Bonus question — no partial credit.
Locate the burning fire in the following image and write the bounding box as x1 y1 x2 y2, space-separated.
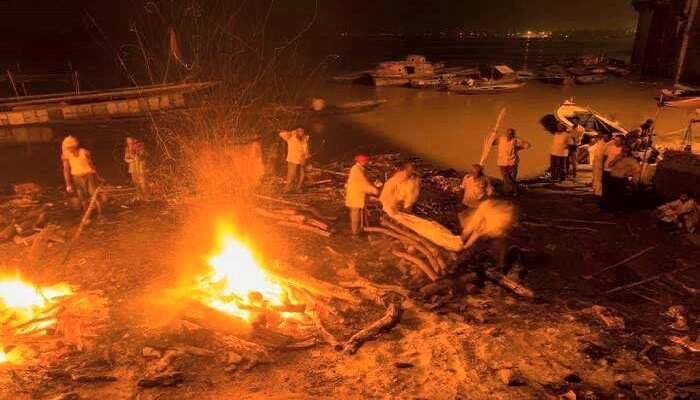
195 229 288 322
0 276 73 364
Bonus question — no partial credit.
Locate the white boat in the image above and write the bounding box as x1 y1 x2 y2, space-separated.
555 101 628 137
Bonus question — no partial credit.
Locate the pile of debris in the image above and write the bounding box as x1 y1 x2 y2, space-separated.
0 184 65 250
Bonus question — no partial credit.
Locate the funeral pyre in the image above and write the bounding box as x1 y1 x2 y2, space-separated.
187 224 404 353
0 276 108 366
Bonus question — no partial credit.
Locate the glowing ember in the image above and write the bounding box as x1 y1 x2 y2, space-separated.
0 276 73 364
195 229 287 321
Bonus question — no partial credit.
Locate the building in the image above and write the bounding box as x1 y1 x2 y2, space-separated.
631 0 700 84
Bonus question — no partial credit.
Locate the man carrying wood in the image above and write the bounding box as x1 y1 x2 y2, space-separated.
379 162 420 215
61 135 102 218
279 128 310 193
494 128 531 196
460 164 494 208
346 154 379 236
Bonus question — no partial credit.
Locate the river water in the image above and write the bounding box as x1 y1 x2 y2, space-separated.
0 37 692 190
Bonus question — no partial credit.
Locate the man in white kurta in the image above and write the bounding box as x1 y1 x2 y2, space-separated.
588 135 609 196
279 128 310 193
380 163 420 215
346 155 379 235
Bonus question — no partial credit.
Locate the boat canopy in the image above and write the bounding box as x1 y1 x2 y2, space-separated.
493 65 515 75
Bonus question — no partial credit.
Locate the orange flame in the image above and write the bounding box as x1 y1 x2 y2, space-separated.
194 227 286 321
0 276 73 364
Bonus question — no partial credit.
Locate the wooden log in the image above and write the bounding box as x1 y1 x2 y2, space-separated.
364 226 441 276
309 167 349 177
484 269 535 299
584 245 657 279
343 297 402 354
392 250 438 281
521 221 599 233
255 194 336 221
338 277 411 300
0 224 16 242
305 218 330 231
62 186 102 265
276 221 332 237
267 264 361 305
419 279 456 297
603 264 696 295
255 208 306 223
308 309 341 348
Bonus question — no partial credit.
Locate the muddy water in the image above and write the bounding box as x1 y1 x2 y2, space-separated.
312 79 691 178
0 79 692 192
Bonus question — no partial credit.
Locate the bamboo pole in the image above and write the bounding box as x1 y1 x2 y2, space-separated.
479 107 507 166
584 245 657 279
61 186 102 264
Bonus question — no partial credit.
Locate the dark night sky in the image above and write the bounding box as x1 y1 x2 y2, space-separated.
0 0 637 74
0 0 636 38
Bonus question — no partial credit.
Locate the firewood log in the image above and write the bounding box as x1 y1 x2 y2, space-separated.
0 224 15 242
343 296 402 354
276 221 331 237
364 226 441 276
392 251 438 281
484 269 535 299
419 279 456 297
268 264 361 305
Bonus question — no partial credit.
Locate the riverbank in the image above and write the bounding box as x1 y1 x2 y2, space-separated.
0 152 698 400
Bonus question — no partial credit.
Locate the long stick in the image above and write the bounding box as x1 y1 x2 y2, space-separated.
585 245 657 279
61 186 101 264
604 264 695 295
479 107 507 166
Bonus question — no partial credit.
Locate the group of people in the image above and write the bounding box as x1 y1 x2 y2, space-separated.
275 116 691 239
60 134 148 218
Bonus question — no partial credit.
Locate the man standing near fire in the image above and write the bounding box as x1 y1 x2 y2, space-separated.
380 162 420 215
279 128 310 193
62 135 102 218
346 154 379 236
494 128 531 196
124 135 147 200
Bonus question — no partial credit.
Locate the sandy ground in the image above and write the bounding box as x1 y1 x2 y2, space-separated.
0 163 699 400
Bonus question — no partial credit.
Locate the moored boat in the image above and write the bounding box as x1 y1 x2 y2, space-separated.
538 73 573 85
575 74 607 85
448 81 526 95
555 100 628 138
0 81 217 128
658 86 700 109
272 99 388 116
344 54 439 87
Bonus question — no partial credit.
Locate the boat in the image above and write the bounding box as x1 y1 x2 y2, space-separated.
555 100 628 139
516 70 537 80
538 72 573 85
350 55 440 87
589 67 608 75
272 99 387 116
409 68 481 89
0 81 217 128
658 86 700 108
606 66 630 77
448 82 526 95
575 74 607 85
567 66 590 76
